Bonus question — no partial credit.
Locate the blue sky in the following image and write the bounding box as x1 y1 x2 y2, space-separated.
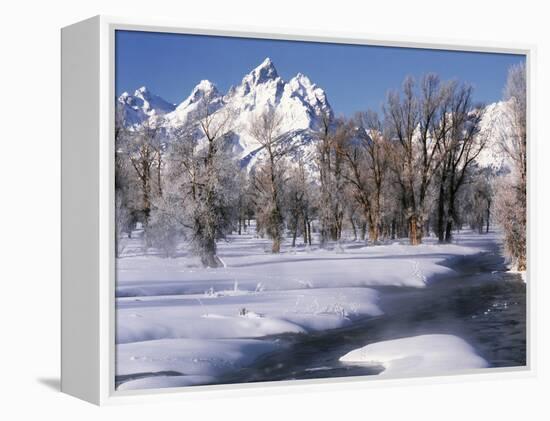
116 30 525 116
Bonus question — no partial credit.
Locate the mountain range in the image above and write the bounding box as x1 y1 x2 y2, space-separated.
117 57 509 172
117 58 333 170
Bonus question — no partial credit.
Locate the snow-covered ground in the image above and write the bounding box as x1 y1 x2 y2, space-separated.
117 338 278 391
116 227 497 390
339 334 489 376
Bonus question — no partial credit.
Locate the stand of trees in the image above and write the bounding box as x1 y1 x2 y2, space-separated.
115 68 527 271
495 62 527 271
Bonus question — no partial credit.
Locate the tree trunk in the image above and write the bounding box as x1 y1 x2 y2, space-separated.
368 224 379 244
517 254 527 272
200 236 222 268
157 157 163 198
409 214 422 245
485 200 491 233
291 214 299 247
409 217 417 245
437 182 446 243
360 222 367 241
330 213 339 242
303 215 308 244
445 219 453 242
445 189 456 243
201 252 222 268
272 237 281 253
350 216 357 241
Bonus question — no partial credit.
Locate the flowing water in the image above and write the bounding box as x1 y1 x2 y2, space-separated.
218 243 527 384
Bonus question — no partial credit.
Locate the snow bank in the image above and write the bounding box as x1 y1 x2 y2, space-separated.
117 338 279 389
117 375 215 391
117 287 381 344
339 334 488 376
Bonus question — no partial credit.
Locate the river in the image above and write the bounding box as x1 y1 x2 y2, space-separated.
218 241 527 384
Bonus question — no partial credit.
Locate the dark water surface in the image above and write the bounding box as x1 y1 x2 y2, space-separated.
218 244 527 384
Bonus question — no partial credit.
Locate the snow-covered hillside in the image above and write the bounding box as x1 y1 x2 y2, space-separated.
475 100 514 173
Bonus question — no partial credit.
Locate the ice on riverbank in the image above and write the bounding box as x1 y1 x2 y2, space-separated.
339 334 489 376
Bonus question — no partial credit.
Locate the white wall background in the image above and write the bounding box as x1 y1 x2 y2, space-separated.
1 0 548 418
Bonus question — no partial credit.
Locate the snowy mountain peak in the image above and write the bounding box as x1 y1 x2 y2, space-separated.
286 73 331 120
187 80 219 101
290 72 312 87
135 86 149 96
193 80 218 95
164 80 224 126
117 86 175 126
175 80 220 111
242 57 279 86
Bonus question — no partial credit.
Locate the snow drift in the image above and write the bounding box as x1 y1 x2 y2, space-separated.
339 334 489 376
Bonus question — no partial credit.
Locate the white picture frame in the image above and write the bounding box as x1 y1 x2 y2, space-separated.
61 15 535 405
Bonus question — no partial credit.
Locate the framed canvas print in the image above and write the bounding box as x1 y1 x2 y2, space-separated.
61 16 533 405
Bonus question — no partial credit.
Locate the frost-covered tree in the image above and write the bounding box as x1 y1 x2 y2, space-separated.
340 111 389 244
384 77 421 244
435 82 487 242
285 157 315 247
464 168 493 234
235 171 254 235
156 92 239 267
385 75 452 245
248 108 295 253
496 62 527 270
316 113 347 247
122 119 165 246
115 105 132 256
147 194 181 257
